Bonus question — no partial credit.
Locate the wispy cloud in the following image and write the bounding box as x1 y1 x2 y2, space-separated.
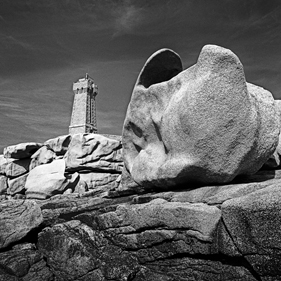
112 0 145 36
0 33 34 51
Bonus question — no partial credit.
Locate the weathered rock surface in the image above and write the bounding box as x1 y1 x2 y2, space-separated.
65 133 123 173
44 135 72 156
25 159 79 199
0 175 8 195
5 158 31 178
222 183 281 278
1 168 281 280
123 45 279 189
0 155 11 174
0 243 53 281
79 172 119 196
3 142 42 159
29 145 56 170
0 200 42 249
7 173 28 196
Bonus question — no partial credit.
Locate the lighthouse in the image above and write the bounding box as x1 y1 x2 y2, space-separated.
69 74 98 134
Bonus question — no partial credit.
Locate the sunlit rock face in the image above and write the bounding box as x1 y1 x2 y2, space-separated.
122 45 279 188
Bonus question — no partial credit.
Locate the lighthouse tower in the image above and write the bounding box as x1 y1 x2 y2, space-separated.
69 74 98 134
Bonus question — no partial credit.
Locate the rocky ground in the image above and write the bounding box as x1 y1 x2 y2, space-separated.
1 168 281 280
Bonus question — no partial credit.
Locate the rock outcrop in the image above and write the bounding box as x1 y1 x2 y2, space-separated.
0 133 123 200
3 142 42 159
25 159 78 199
64 133 123 173
1 170 281 280
44 134 71 156
0 200 42 249
122 45 279 189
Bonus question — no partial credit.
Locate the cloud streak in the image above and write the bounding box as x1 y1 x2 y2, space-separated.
112 0 145 36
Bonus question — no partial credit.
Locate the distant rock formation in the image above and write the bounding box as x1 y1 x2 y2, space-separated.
122 45 280 189
0 133 123 200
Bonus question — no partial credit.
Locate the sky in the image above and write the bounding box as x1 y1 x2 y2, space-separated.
0 0 281 152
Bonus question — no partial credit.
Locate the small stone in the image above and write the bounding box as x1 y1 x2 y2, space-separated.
7 173 28 196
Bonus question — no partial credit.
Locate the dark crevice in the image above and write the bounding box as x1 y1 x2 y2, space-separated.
134 143 142 153
42 256 51 270
129 122 143 139
220 218 262 281
144 252 261 281
18 224 45 245
0 224 45 253
58 197 134 223
127 268 141 281
0 263 17 277
152 120 169 155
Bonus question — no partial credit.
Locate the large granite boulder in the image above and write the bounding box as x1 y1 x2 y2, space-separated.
25 159 79 200
3 142 42 159
122 45 279 188
0 200 42 249
65 133 123 173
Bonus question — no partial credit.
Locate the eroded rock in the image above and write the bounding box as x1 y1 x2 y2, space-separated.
0 200 42 249
65 133 123 173
44 135 72 156
25 159 78 199
3 142 42 159
78 172 119 197
5 158 31 178
98 198 221 242
222 183 281 277
29 145 56 170
123 45 279 189
0 175 8 195
7 173 28 196
0 243 53 280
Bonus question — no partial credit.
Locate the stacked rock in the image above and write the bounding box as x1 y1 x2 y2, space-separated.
0 143 42 198
0 134 123 200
